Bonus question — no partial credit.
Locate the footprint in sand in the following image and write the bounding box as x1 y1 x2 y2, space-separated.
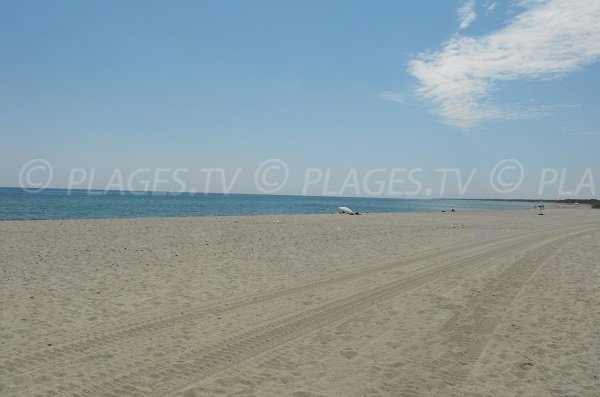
340 349 358 359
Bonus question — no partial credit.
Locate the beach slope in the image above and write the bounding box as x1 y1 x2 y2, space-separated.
1 207 599 396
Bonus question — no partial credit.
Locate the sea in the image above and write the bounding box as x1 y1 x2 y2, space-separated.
0 187 533 221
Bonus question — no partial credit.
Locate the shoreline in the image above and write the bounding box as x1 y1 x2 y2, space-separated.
0 204 558 223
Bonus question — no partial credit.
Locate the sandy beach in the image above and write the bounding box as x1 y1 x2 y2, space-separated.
1 206 599 396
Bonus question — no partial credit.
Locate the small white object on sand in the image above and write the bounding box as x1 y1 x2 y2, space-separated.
338 206 357 215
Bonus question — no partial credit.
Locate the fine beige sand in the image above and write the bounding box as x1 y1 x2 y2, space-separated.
1 207 599 396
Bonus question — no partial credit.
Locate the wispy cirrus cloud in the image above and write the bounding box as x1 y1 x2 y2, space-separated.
458 0 477 29
409 0 600 128
568 128 600 136
378 91 406 104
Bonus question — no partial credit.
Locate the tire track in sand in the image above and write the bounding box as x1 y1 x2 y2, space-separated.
2 228 592 397
386 230 597 397
77 229 594 396
0 226 569 379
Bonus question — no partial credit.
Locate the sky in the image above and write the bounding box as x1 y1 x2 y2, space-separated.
1 0 599 198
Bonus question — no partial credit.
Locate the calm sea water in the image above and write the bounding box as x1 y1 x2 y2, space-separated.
0 187 533 221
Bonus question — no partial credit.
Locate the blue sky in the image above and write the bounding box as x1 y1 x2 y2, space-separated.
1 0 599 198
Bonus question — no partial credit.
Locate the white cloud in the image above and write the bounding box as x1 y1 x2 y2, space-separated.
458 0 477 29
409 0 600 128
378 91 406 104
486 2 496 14
569 128 600 136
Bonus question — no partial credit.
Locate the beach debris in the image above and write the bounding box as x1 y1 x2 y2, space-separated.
520 362 534 370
